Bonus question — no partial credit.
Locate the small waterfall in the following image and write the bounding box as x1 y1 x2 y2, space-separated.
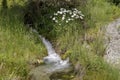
32 29 70 72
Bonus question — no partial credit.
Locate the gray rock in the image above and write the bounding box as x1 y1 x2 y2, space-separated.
28 65 51 80
28 65 73 80
104 18 120 67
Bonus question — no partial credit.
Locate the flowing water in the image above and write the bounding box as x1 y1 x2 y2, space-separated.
32 29 70 72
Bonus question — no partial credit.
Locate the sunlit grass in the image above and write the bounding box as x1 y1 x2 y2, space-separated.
0 10 46 79
0 0 120 80
52 0 120 80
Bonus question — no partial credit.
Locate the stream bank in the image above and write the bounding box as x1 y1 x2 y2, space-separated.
27 29 74 80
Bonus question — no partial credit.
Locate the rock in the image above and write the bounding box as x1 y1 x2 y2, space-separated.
74 62 81 74
28 65 74 80
28 65 51 80
73 62 86 80
104 18 120 67
49 66 74 80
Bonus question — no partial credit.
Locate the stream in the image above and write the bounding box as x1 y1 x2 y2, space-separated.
32 29 70 72
28 29 72 80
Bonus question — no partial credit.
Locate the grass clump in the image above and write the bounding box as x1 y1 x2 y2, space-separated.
0 9 46 79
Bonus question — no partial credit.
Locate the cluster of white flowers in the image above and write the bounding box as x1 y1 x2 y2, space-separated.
51 8 84 25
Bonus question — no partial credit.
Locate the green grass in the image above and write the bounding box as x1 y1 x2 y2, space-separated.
51 0 120 80
0 8 46 79
0 0 120 80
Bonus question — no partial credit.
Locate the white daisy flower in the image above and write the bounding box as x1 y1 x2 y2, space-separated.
52 17 56 20
55 20 58 23
75 15 79 19
54 13 58 16
79 16 83 19
66 20 69 23
59 24 61 25
62 16 65 20
69 18 73 21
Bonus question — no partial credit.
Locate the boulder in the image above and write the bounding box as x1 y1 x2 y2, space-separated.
28 65 74 80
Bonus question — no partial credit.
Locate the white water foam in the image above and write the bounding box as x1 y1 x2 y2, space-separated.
32 29 70 72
